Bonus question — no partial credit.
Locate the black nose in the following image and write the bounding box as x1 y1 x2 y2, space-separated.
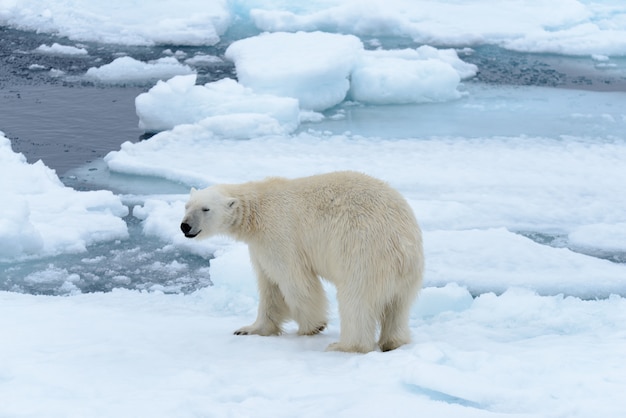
180 222 191 234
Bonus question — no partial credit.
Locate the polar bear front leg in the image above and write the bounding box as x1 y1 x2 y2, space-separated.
278 270 328 336
234 269 289 336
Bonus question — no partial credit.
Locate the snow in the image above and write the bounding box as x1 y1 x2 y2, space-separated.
2 0 626 416
1 286 625 417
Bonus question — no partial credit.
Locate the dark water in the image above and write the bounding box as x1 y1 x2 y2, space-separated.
0 26 235 177
462 44 626 91
1 84 143 176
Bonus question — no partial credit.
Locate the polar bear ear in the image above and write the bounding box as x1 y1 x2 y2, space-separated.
190 187 198 194
227 198 238 209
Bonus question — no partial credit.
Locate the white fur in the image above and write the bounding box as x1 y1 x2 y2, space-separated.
181 171 424 353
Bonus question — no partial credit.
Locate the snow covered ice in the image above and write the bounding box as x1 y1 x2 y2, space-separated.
1 1 626 417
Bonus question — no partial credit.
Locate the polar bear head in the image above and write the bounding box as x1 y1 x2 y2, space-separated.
180 186 236 239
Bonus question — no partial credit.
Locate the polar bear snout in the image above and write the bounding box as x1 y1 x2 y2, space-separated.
180 221 200 238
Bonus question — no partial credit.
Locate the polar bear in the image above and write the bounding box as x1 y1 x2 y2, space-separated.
180 171 423 353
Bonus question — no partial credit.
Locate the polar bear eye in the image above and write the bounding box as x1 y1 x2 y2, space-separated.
202 207 210 212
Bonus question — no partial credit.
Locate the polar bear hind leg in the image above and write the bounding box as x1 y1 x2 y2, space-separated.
326 286 379 353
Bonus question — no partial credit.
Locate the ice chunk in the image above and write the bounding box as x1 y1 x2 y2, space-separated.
350 50 464 104
85 56 194 84
28 64 47 71
34 43 88 55
225 31 363 111
410 45 478 80
225 32 477 109
413 284 474 318
23 267 81 294
0 199 43 259
135 75 300 134
0 133 128 261
184 54 223 66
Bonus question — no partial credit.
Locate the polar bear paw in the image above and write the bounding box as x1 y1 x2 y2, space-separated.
325 341 375 354
298 322 327 336
234 322 281 336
